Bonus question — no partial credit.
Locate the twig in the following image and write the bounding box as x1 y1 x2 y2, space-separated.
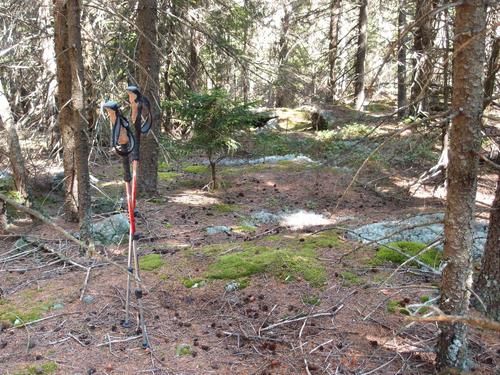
406 314 500 332
23 238 88 270
360 354 398 375
223 331 287 344
96 334 142 347
80 265 93 301
68 332 87 347
261 305 344 332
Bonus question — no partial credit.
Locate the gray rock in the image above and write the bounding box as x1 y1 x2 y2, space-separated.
251 211 280 224
206 226 231 235
217 154 316 167
93 213 129 245
51 302 64 310
224 281 240 292
82 295 95 305
348 213 488 259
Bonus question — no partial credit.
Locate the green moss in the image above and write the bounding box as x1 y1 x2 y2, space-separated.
163 222 173 229
420 295 430 303
15 362 58 375
340 271 363 285
232 224 257 233
139 254 165 271
299 230 340 251
386 300 400 313
212 203 239 213
158 161 170 170
158 171 180 181
206 243 326 287
375 241 441 268
182 277 207 288
183 165 208 174
0 297 53 326
176 344 192 356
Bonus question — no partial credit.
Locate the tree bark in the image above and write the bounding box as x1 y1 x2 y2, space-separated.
38 0 59 146
136 0 160 195
483 35 499 109
0 80 32 207
54 0 79 221
397 0 407 118
67 0 92 241
354 0 368 110
188 27 202 92
437 0 487 370
275 3 291 108
328 0 342 103
409 0 436 115
475 169 500 322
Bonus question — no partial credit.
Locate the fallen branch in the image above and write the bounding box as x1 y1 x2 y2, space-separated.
96 335 142 347
0 192 85 248
261 305 344 332
406 314 500 332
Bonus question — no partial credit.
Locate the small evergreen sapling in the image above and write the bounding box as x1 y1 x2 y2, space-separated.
172 90 255 188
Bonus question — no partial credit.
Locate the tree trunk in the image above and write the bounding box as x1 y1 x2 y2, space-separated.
162 1 176 134
483 35 499 109
397 0 407 118
442 7 451 114
275 4 291 108
328 0 342 103
67 0 92 241
242 0 250 103
474 169 500 322
437 0 487 370
0 198 6 234
38 0 59 147
409 0 436 115
136 0 160 195
354 0 368 110
54 0 78 222
188 27 201 92
0 80 32 207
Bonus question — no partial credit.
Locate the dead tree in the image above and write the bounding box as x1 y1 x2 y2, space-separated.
437 0 487 370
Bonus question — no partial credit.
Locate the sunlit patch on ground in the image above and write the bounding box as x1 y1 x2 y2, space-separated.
169 190 221 206
280 210 333 230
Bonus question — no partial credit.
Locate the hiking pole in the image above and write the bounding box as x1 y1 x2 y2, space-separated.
103 101 151 350
125 85 153 349
102 101 136 326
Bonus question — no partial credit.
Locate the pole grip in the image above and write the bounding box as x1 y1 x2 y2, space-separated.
131 103 142 161
120 146 132 182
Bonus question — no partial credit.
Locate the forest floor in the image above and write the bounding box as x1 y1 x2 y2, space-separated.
1 104 499 374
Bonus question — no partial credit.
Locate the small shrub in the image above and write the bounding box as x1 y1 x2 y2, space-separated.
168 90 257 188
